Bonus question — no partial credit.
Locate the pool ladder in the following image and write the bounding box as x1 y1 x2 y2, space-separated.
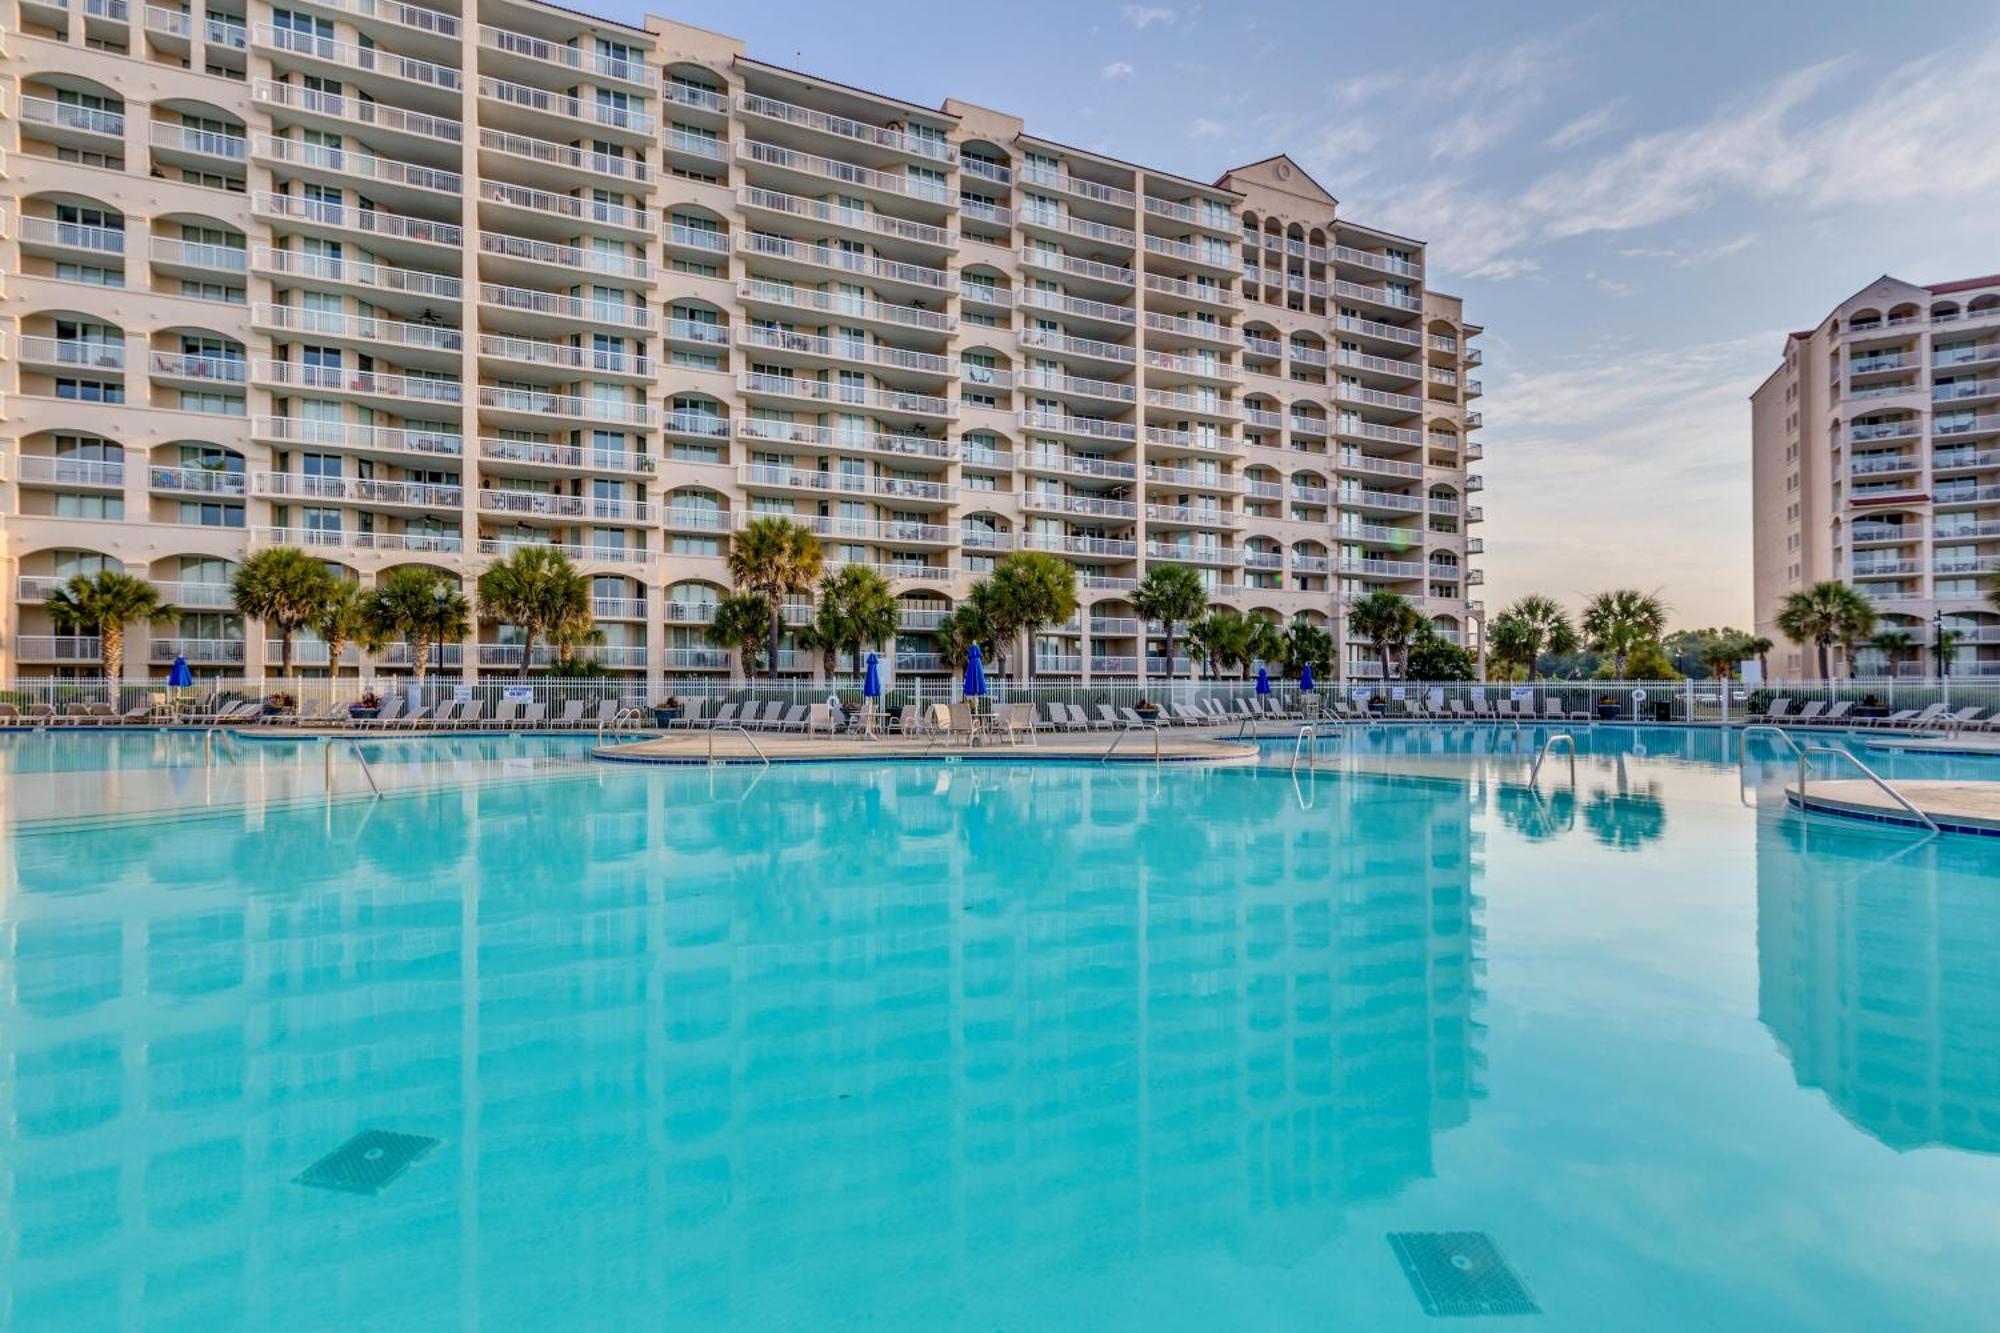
706 724 770 767
1794 744 1938 833
323 738 382 797
1528 733 1576 788
1290 723 1342 772
598 705 648 743
1102 721 1162 764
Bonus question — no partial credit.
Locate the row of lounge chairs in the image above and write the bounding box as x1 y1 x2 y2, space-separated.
0 701 155 725
1751 699 2000 733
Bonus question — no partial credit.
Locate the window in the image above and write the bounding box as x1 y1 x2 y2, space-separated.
55 492 124 519
57 378 123 403
55 262 124 287
179 500 245 528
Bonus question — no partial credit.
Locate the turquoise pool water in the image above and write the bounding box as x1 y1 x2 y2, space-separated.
3 727 1998 1330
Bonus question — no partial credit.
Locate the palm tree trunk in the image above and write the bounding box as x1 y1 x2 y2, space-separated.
1165 628 1177 685
520 625 539 677
1817 638 1830 680
280 631 296 678
766 606 781 681
413 634 431 683
327 630 347 677
102 621 124 704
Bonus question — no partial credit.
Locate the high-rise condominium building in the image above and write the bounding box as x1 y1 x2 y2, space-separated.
0 0 1485 684
1751 275 2000 678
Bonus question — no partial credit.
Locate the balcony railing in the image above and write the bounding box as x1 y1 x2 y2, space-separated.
20 95 125 137
254 417 463 457
736 92 957 163
19 216 125 255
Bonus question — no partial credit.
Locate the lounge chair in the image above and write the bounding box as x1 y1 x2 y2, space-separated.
543 699 582 729
1753 697 1793 723
453 701 486 730
946 702 978 742
518 701 548 729
1119 706 1148 728
1821 701 1853 725
22 703 55 725
775 704 809 732
669 699 708 729
1792 701 1827 724
1542 698 1568 722
1089 703 1119 731
706 701 739 729
586 699 619 730
1037 703 1068 732
891 704 921 734
217 701 264 725
1940 706 1984 734
804 703 835 735
996 702 1038 744
1890 703 1948 731
1471 699 1494 719
358 698 405 730
1857 707 1915 729
492 699 521 728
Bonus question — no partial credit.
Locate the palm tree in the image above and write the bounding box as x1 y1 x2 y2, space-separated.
1698 631 1752 681
1935 626 1965 678
935 596 995 674
476 545 591 675
1775 581 1873 680
1189 607 1255 679
726 516 823 679
1746 635 1774 681
1345 589 1422 680
1580 589 1669 680
230 546 336 677
1867 628 1915 678
1486 611 1538 681
1247 615 1287 677
985 552 1079 681
708 593 773 676
808 564 900 677
1131 563 1208 681
311 580 374 675
1497 594 1578 679
364 567 470 681
1283 616 1334 678
45 571 175 701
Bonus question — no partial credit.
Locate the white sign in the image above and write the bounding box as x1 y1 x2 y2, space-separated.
1391 686 1407 700
1351 687 1372 701
1739 660 1764 685
453 685 473 703
502 685 533 703
1471 688 1487 703
1511 687 1534 702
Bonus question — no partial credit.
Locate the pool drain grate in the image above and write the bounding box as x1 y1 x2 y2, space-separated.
1388 1231 1539 1317
295 1130 440 1195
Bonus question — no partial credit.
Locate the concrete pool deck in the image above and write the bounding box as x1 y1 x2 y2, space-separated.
1787 778 2000 836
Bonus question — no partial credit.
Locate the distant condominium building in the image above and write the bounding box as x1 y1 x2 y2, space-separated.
1752 274 2000 679
0 0 1485 684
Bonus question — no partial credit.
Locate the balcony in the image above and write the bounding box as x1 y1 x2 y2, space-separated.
1019 410 1136 443
478 77 656 139
735 326 952 378
255 304 462 356
1017 328 1137 366
253 192 463 250
1019 164 1136 210
254 417 463 460
740 185 955 249
479 284 652 332
476 538 649 566
255 26 463 94
1020 532 1138 559
1021 451 1137 483
740 372 954 420
152 237 249 276
477 385 655 430
738 140 951 207
735 419 955 463
252 80 462 146
480 230 651 284
151 638 246 665
1019 288 1136 329
478 490 657 525
253 473 463 510
735 231 951 293
252 527 465 556
478 335 653 380
478 178 649 232
476 24 653 90
255 361 462 407
19 94 125 141
736 92 957 164
1022 492 1138 520
738 279 954 336
150 466 247 498
19 216 126 258
148 352 247 387
17 456 126 488
18 336 126 372
16 637 104 663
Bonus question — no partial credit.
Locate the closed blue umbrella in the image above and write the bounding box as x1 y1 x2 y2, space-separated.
863 651 882 699
168 655 193 688
963 642 988 700
1299 662 1316 693
1255 664 1271 695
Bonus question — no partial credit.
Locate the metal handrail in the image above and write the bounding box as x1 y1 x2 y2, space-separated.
707 723 770 766
1103 721 1161 763
1291 722 1343 771
1797 744 1938 833
1528 733 1576 788
202 725 243 766
324 738 383 796
1741 724 1810 764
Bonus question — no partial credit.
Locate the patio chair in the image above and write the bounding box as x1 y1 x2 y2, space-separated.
492 699 521 728
1085 703 1116 731
585 699 619 730
1940 705 1984 734
453 701 487 730
1471 699 1494 719
356 697 405 730
1542 698 1569 722
1890 703 1948 731
1753 697 1793 723
1820 701 1853 725
1792 701 1827 724
775 704 810 732
996 702 1038 744
1037 703 1068 732
669 699 708 729
519 702 548 729
399 702 440 730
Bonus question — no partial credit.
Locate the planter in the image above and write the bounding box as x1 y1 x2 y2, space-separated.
652 706 682 728
1595 704 1620 721
347 705 381 720
1134 706 1161 722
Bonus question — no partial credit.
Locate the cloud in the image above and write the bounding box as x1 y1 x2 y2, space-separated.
1187 116 1226 141
1618 234 1759 267
1547 102 1620 150
1356 36 2000 280
1479 333 1777 619
1100 60 1135 80
1585 270 1635 297
1121 4 1176 28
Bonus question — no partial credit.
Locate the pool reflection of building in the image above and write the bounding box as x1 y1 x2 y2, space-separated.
0 765 1485 1325
1757 819 2000 1154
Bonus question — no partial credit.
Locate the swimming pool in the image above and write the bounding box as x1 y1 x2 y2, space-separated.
3 726 1997 1330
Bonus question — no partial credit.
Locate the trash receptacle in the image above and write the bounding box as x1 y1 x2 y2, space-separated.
1650 700 1674 723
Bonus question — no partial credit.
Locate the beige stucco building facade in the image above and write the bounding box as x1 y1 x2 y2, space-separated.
1751 274 2000 678
0 0 1485 684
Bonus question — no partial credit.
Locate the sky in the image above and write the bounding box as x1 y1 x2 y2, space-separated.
610 0 2000 629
